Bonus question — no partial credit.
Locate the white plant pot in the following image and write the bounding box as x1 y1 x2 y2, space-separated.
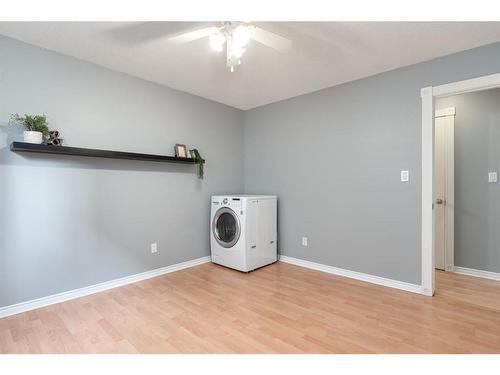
23 131 43 144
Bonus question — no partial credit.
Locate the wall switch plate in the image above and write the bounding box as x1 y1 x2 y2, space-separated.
401 170 409 182
151 242 158 254
302 237 308 246
488 172 497 183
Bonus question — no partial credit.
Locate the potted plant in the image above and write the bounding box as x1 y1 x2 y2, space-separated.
10 113 50 144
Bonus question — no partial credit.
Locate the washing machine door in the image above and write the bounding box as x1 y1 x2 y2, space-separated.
212 207 241 248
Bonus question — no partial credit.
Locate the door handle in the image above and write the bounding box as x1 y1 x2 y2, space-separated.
435 198 445 205
251 245 256 249
270 240 275 244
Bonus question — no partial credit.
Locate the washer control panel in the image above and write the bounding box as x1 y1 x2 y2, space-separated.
212 197 242 209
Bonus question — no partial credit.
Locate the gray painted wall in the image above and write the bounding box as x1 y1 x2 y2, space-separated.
3 34 500 308
437 89 500 273
0 36 244 307
244 42 500 284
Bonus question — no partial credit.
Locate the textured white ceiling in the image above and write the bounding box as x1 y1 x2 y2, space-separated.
1 22 500 109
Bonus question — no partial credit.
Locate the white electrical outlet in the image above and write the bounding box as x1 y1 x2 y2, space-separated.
151 242 158 254
401 170 409 182
488 172 497 183
302 237 308 246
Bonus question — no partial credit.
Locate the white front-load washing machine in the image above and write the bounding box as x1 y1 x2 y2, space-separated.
210 195 277 272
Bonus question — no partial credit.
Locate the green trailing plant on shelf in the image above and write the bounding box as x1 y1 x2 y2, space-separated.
190 148 205 179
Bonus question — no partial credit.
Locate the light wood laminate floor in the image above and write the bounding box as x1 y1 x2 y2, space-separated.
1 262 500 353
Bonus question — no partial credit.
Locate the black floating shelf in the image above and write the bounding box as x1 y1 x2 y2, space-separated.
10 142 195 164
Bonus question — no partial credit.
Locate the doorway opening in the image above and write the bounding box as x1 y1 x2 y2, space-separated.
421 73 500 296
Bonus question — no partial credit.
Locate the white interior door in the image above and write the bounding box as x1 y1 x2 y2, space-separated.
434 108 455 271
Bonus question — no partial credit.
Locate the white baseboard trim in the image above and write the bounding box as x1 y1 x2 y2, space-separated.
0 256 211 319
453 266 500 282
279 255 424 295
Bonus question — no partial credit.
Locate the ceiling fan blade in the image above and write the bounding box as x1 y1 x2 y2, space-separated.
169 27 217 44
249 26 292 52
108 22 211 45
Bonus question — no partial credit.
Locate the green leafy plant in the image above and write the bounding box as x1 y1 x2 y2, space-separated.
10 113 50 137
190 148 205 179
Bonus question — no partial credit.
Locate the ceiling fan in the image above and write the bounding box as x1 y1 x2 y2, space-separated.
169 22 292 72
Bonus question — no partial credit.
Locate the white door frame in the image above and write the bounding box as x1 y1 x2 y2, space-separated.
420 72 500 296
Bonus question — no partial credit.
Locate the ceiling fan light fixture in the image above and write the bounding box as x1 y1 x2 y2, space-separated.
231 44 246 59
233 25 251 48
209 31 226 52
170 22 291 72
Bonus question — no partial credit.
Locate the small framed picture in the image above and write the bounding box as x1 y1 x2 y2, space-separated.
175 144 188 158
